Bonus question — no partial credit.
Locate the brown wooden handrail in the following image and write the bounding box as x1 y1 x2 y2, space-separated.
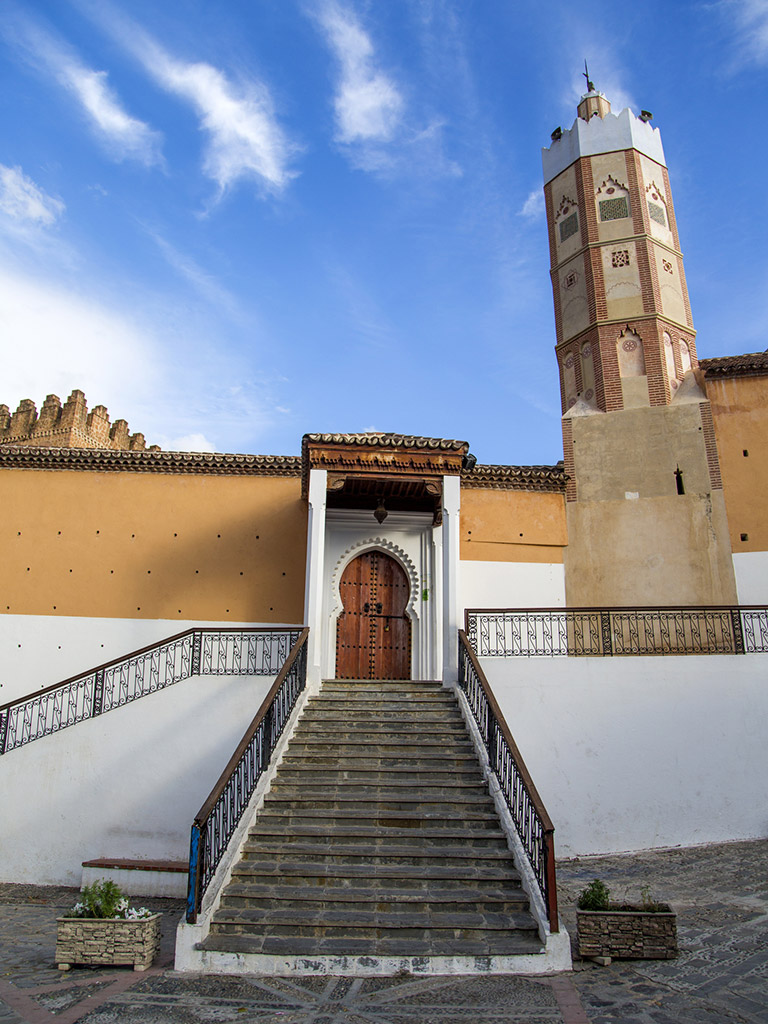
458 629 558 932
466 603 768 625
194 627 309 825
186 627 309 921
459 631 554 830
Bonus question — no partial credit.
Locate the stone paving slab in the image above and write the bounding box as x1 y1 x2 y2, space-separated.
0 838 766 1023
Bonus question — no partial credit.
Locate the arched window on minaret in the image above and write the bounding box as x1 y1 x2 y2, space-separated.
595 177 631 223
562 349 578 408
663 331 679 390
555 196 579 244
617 329 645 376
646 182 668 228
580 341 596 404
680 339 692 373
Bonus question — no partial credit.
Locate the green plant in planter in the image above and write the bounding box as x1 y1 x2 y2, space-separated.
577 878 611 911
66 879 152 920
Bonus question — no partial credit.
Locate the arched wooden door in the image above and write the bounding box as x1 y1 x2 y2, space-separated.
335 551 412 679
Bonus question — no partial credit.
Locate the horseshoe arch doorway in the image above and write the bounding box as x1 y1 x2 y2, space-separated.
335 550 412 679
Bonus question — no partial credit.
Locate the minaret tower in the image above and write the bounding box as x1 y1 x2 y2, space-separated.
542 75 737 606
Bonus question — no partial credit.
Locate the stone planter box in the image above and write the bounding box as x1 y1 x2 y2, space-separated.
55 914 161 971
577 906 678 959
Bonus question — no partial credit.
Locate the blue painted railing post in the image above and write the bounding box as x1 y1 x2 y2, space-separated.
187 825 201 923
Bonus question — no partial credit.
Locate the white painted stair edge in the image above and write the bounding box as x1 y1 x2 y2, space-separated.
452 681 572 973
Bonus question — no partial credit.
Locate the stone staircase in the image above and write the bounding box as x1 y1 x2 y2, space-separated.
200 679 544 962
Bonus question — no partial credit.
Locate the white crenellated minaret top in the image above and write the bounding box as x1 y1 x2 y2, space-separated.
543 84 666 184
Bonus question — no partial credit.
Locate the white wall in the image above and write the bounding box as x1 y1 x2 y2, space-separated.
480 654 768 857
733 552 768 605
460 561 565 614
1 671 275 885
0 615 298 705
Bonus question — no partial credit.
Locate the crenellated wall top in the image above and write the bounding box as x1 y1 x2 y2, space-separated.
0 390 156 452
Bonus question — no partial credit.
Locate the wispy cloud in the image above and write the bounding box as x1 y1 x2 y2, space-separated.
59 63 163 165
0 165 64 225
566 62 636 116
149 54 297 194
145 229 241 318
0 266 157 404
156 431 218 453
2 16 162 166
718 0 768 66
315 1 404 144
91 10 299 196
519 189 544 220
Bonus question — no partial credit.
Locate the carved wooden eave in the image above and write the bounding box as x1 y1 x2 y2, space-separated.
301 433 469 500
0 446 302 477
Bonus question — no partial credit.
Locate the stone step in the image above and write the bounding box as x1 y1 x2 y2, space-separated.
286 741 475 757
298 711 462 725
228 861 523 886
208 909 538 936
243 825 508 847
199 932 544 957
321 680 443 689
319 688 450 696
306 697 458 710
252 809 501 830
273 769 482 786
262 792 495 811
294 724 468 739
238 844 513 866
280 753 479 768
266 783 489 802
218 884 529 913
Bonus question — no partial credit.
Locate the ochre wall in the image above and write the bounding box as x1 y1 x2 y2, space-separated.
706 376 768 554
1 469 307 622
460 489 566 563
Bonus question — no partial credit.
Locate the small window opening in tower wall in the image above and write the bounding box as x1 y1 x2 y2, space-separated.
611 250 630 268
559 212 578 242
741 533 749 542
599 197 629 221
648 201 666 226
743 449 749 457
674 466 685 495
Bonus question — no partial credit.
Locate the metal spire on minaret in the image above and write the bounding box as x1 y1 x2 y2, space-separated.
583 60 595 94
577 62 611 120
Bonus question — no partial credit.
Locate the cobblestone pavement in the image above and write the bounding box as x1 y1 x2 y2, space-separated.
0 839 765 1023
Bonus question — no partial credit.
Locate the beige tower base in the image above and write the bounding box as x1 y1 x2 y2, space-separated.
563 390 737 607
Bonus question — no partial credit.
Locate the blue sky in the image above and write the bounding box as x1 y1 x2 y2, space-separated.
1 0 766 463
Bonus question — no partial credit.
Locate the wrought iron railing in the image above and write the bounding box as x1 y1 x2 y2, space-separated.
186 627 309 923
0 628 302 756
458 631 558 932
466 606 768 657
